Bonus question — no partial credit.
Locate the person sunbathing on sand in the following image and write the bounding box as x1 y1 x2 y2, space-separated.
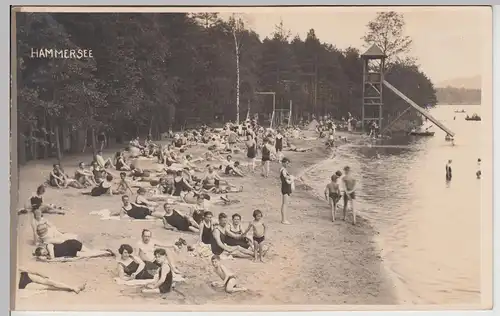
135 187 159 208
74 162 97 187
34 223 77 246
18 185 66 215
210 255 247 293
34 239 113 262
18 268 86 293
136 229 181 275
83 174 114 197
49 164 82 189
109 195 165 220
161 203 200 233
115 244 157 281
31 209 67 245
141 249 173 295
115 172 134 195
210 213 253 259
96 150 116 169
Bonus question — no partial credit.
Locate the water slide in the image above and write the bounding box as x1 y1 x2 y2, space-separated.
383 80 455 137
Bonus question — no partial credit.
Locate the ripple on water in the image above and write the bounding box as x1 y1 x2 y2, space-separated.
304 105 482 305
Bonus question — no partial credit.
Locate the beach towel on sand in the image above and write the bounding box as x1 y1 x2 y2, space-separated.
89 209 159 222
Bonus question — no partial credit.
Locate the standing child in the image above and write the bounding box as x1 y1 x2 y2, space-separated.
243 209 267 262
342 166 357 225
324 174 341 222
210 255 247 293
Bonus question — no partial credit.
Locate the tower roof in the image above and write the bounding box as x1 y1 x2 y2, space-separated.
361 44 386 59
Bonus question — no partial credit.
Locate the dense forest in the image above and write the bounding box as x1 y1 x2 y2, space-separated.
435 87 481 105
15 11 437 163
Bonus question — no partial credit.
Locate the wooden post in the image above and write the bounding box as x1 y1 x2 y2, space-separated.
54 123 62 165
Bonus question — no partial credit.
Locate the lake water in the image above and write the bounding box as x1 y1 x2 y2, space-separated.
304 105 482 304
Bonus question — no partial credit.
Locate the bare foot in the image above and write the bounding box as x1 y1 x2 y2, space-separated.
73 282 87 294
281 221 291 225
260 257 266 263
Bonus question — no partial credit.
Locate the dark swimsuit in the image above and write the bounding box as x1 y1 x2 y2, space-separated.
91 181 109 197
201 223 213 244
262 145 271 162
253 235 265 244
173 178 186 196
18 272 33 289
53 239 83 257
247 143 256 159
116 158 125 171
280 168 292 196
158 266 173 294
121 260 156 280
446 165 452 181
225 225 250 249
50 170 63 186
123 204 152 220
210 227 226 255
164 210 191 231
30 195 43 210
192 209 204 224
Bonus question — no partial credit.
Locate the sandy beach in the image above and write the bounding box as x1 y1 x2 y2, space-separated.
14 133 396 310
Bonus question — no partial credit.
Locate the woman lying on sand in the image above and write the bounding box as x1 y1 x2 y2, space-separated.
74 162 98 187
224 213 252 249
161 203 200 233
141 249 173 294
18 268 86 293
49 164 82 189
33 239 113 262
115 244 157 281
210 255 247 293
83 174 114 197
109 195 165 220
18 185 67 215
210 213 254 259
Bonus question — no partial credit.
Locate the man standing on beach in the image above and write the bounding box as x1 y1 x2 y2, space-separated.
445 160 452 182
279 157 293 225
342 166 357 225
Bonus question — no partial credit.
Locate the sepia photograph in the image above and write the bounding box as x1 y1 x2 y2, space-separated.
10 5 493 311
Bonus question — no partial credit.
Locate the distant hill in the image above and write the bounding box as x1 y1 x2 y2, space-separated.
435 87 481 105
436 75 481 90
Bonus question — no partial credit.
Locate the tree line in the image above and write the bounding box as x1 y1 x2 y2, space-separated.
435 87 481 105
15 11 437 163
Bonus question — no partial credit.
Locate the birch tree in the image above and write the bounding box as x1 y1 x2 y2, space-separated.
228 14 245 124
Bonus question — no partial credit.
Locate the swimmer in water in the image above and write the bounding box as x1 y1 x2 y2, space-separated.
210 255 247 293
324 174 341 222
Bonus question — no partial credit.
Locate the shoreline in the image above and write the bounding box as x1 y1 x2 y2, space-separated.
14 133 397 310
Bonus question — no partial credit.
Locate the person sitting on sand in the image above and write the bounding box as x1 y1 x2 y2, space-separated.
18 267 86 294
115 151 132 171
141 248 173 295
31 208 66 245
110 195 164 220
198 211 214 245
342 166 357 225
95 150 116 169
90 161 107 183
211 213 254 259
85 174 114 197
18 185 66 215
161 203 200 233
136 229 181 275
116 172 134 195
172 170 194 197
224 213 252 249
202 166 221 190
49 164 82 189
33 239 113 262
116 244 157 281
242 209 267 262
222 156 244 177
325 174 341 222
135 187 159 208
74 162 97 187
210 255 247 293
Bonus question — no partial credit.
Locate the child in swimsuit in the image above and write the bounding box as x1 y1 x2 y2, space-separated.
116 172 134 195
210 255 247 293
243 209 267 262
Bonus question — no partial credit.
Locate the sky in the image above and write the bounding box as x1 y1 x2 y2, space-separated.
218 6 491 84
